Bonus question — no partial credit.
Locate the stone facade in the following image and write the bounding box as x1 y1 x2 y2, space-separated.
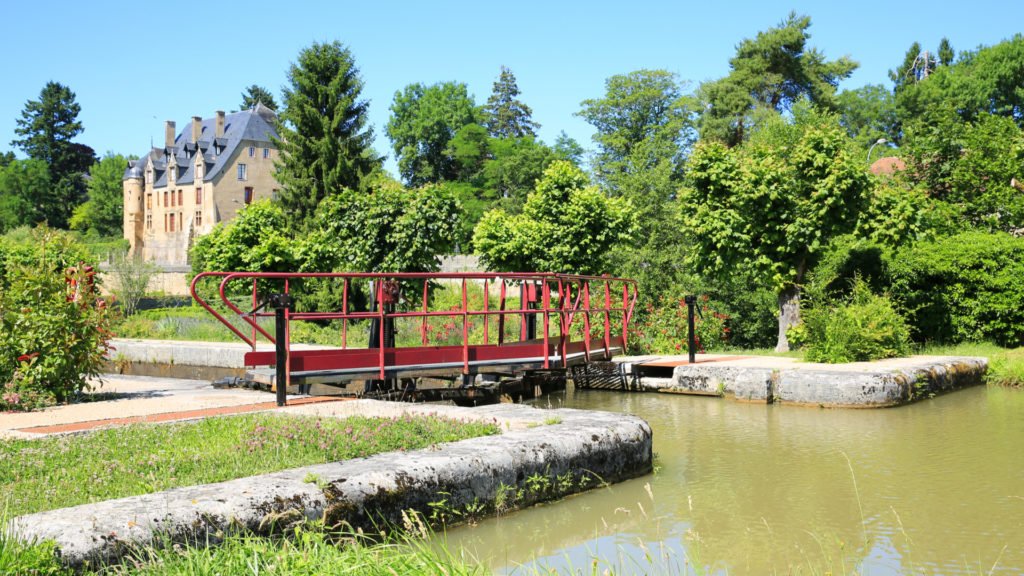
123 104 280 264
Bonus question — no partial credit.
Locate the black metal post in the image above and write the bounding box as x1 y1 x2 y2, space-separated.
685 295 697 364
269 293 294 407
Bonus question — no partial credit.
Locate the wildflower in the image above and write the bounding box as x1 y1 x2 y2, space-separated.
17 352 39 362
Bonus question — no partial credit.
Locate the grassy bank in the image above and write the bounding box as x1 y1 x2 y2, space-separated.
0 413 498 518
917 342 1024 387
1 523 484 576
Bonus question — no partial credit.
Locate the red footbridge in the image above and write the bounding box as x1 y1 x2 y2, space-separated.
191 272 638 405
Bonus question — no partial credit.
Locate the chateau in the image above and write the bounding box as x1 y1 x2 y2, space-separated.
123 104 280 264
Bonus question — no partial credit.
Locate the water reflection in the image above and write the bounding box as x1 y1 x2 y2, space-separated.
441 386 1024 574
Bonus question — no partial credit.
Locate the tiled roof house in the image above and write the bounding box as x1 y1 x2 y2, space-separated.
123 104 280 264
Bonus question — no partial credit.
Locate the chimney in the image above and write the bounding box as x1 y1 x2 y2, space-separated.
164 120 176 148
191 116 202 143
215 111 225 138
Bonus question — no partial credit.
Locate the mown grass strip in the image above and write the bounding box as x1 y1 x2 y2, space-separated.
0 413 498 517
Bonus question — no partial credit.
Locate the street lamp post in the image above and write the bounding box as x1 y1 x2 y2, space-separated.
867 138 888 164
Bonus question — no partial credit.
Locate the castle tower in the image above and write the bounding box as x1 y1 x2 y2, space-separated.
123 161 145 255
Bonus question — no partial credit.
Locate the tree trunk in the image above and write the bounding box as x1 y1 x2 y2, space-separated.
775 284 801 352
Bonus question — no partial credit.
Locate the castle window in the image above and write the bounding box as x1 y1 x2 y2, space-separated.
170 191 175 207
195 210 203 227
244 187 254 205
146 214 152 229
169 213 175 232
146 193 152 210
263 148 269 159
195 188 203 204
249 146 255 157
178 190 183 206
164 214 167 232
164 191 168 206
146 171 152 184
237 163 247 181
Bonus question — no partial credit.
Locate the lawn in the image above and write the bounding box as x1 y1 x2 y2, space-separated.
0 413 498 518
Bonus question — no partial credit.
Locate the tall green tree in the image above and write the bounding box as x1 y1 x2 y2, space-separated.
682 111 872 351
69 153 128 237
274 41 381 229
578 69 695 210
553 131 585 166
443 124 558 245
483 66 539 138
699 13 857 145
836 84 900 150
0 159 50 233
305 179 461 273
11 81 96 228
938 37 955 66
473 161 635 275
904 113 1024 233
240 84 278 111
386 82 479 186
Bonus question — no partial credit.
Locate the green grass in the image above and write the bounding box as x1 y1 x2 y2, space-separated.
0 413 498 518
106 527 484 576
918 342 1024 387
1 520 484 576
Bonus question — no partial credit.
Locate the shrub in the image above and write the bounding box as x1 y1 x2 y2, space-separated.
890 231 1024 346
629 293 729 355
802 278 911 363
0 227 111 411
108 249 156 317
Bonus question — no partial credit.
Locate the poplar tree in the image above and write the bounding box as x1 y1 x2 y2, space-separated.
483 66 540 138
274 41 381 229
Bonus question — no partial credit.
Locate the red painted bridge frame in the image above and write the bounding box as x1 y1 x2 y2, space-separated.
190 272 638 383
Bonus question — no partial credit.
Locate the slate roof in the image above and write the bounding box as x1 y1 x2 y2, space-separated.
124 104 278 186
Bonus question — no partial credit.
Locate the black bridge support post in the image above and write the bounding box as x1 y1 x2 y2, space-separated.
269 293 294 407
685 295 697 364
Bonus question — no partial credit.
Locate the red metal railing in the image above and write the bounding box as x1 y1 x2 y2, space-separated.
190 272 637 381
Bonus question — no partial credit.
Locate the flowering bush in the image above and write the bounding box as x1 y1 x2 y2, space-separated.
0 227 111 411
628 293 729 355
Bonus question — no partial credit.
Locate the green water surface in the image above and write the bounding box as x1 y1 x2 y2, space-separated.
443 385 1024 575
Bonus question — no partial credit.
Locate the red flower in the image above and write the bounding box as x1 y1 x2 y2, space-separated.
17 352 39 362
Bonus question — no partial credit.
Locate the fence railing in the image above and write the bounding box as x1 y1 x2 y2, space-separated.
190 271 638 380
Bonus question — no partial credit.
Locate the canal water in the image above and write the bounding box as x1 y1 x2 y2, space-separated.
443 385 1024 575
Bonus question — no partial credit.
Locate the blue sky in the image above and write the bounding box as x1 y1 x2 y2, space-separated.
2 0 1021 177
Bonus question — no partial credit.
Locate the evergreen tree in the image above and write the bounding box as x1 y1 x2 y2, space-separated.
938 37 955 66
483 66 540 138
240 84 278 111
10 81 95 228
274 41 381 229
699 13 857 146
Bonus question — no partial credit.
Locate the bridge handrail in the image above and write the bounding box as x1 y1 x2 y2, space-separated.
189 271 638 377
